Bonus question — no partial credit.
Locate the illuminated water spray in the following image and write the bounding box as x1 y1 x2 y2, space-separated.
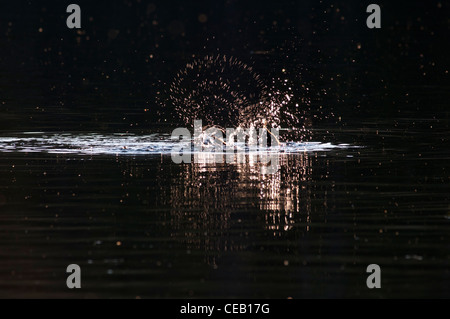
0 56 357 155
164 54 308 141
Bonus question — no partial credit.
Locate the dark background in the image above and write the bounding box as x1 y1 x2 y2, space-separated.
0 1 449 299
0 0 448 133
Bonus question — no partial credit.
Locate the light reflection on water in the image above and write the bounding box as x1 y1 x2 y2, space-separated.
90 135 338 267
1 128 448 298
0 133 348 267
166 155 312 250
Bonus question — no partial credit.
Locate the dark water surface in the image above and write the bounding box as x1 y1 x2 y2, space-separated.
0 0 449 299
0 113 448 299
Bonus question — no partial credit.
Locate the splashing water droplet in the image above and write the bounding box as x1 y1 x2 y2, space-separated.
163 54 307 140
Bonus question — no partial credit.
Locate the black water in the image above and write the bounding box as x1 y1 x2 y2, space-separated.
0 1 449 298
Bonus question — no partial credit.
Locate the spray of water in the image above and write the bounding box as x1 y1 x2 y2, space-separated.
163 54 308 141
0 54 354 155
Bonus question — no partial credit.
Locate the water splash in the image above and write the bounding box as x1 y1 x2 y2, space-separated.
0 133 357 156
163 54 306 139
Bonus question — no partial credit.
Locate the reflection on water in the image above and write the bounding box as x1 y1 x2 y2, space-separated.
0 124 448 298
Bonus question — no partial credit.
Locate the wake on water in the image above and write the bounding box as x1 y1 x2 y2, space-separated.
0 133 357 156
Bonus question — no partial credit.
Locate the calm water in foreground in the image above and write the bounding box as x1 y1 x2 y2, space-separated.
0 114 448 299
